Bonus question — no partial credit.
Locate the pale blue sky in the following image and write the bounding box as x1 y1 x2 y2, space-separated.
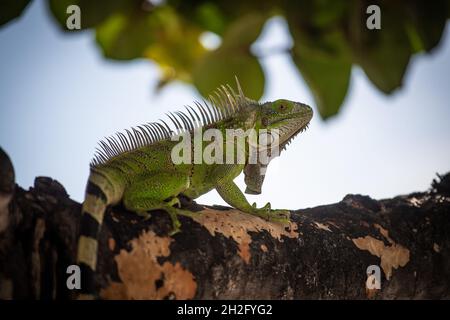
1 1 449 209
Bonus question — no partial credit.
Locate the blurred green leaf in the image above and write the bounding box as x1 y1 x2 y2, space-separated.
0 0 31 27
193 49 264 100
195 2 227 35
143 7 205 83
348 2 411 94
221 13 265 49
403 0 448 53
193 14 265 99
290 28 352 119
286 0 351 119
283 0 350 29
96 12 154 60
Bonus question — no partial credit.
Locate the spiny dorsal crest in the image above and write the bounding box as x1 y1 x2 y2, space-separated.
90 77 251 168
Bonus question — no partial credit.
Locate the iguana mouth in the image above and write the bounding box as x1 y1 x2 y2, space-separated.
280 122 310 151
276 105 313 151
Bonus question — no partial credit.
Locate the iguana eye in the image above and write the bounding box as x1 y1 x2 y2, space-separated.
279 104 286 111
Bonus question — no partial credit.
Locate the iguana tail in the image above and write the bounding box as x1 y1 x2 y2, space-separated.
76 170 122 299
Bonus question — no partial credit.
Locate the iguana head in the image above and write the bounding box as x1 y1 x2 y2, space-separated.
244 99 313 195
257 99 313 149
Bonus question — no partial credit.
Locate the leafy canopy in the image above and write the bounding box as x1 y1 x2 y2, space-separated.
2 0 449 119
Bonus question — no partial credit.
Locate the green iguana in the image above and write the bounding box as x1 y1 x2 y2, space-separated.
77 78 313 298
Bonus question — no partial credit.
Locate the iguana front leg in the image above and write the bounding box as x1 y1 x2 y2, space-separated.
215 179 290 223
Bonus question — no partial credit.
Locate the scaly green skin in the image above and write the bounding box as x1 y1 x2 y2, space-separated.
76 82 313 298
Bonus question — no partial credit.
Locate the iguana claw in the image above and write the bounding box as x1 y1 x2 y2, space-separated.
249 202 290 223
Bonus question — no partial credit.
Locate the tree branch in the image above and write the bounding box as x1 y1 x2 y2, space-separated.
0 147 449 299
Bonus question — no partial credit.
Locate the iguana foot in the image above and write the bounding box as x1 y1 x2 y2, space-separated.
162 197 203 235
163 205 201 236
166 197 181 208
250 202 290 223
136 210 152 221
135 196 183 222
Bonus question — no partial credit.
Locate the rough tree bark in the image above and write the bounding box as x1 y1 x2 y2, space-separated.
0 147 449 300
